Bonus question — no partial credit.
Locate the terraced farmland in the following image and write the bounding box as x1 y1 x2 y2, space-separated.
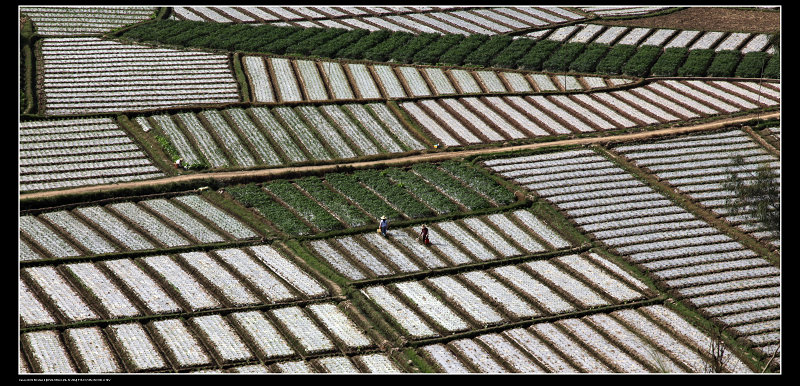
612 128 780 249
403 79 778 146
224 160 516 236
20 117 165 193
19 5 780 376
36 37 240 116
169 6 585 34
485 146 780 369
242 55 637 104
20 6 157 36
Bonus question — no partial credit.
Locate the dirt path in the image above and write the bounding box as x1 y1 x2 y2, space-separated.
20 111 779 202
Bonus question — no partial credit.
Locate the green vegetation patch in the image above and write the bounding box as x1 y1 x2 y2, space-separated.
338 30 391 60
650 47 688 77
354 169 433 219
295 176 371 228
439 161 516 206
325 172 401 221
735 52 770 78
411 163 490 211
490 38 537 68
677 49 715 77
384 168 460 215
706 50 742 77
439 34 490 66
226 183 312 236
463 35 514 67
543 42 586 72
763 51 779 79
622 45 662 77
265 180 343 232
568 43 609 73
286 28 348 56
412 33 464 65
390 33 441 64
596 44 637 74
264 27 326 55
311 29 369 58
518 39 561 71
363 32 413 62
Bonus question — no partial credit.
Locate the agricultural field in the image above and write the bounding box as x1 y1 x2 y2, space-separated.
19 5 779 376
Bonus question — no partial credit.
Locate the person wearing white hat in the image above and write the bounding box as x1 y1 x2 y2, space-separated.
379 216 388 237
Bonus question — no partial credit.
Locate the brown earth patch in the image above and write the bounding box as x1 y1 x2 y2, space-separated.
593 7 780 34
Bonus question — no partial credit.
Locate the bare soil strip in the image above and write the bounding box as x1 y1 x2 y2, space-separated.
20 111 779 202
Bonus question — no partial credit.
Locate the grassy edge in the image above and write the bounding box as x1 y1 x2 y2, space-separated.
116 114 177 176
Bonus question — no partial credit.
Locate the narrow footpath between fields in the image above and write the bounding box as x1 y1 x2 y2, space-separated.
20 111 780 202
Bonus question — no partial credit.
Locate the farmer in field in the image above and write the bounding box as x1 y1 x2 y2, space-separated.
420 224 430 245
379 215 388 237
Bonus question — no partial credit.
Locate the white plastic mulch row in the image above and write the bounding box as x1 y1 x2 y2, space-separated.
269 57 303 102
21 6 156 36
614 128 780 247
313 105 374 156
342 104 404 152
22 265 99 324
421 304 751 373
579 6 671 17
39 37 239 116
19 280 57 327
611 128 780 344
243 55 660 103
20 246 320 323
362 252 647 339
487 147 778 349
408 79 777 148
525 22 773 54
20 300 376 373
19 117 164 193
63 262 142 319
243 56 275 102
319 61 355 100
172 6 584 34
273 106 332 160
143 103 423 168
199 110 257 167
295 59 329 101
309 210 571 280
174 112 228 168
140 254 219 312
